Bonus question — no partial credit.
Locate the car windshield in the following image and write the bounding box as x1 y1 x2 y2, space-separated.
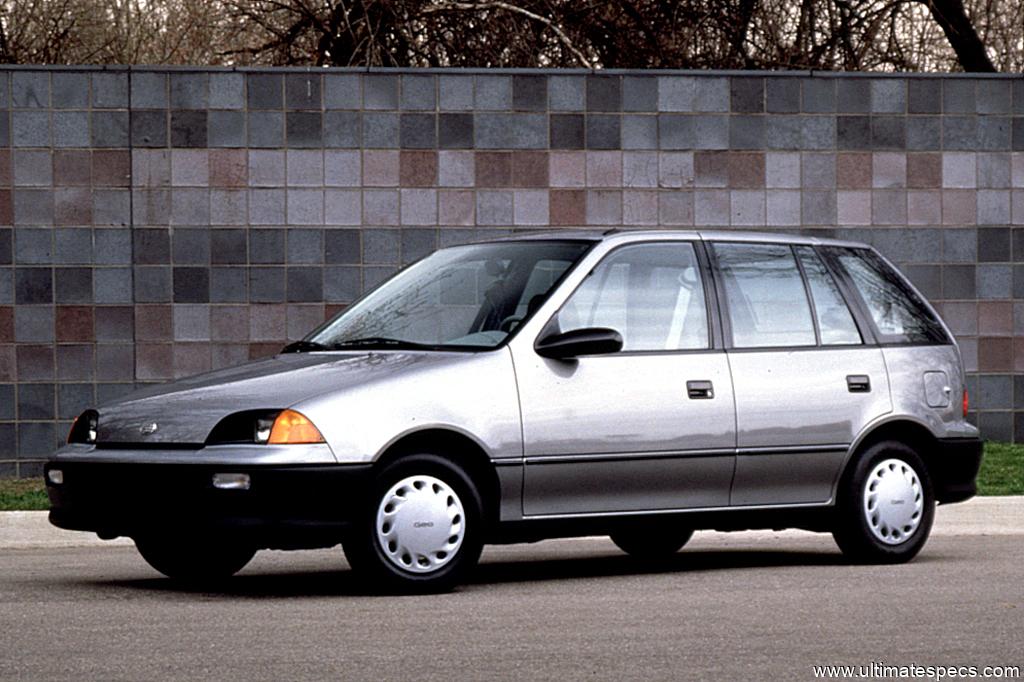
299 241 592 351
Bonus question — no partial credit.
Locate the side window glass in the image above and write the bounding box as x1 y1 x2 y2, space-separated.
557 243 709 351
830 248 949 344
795 247 862 346
713 243 816 348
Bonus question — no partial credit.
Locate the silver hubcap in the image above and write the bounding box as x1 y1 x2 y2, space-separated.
376 475 465 574
863 458 924 545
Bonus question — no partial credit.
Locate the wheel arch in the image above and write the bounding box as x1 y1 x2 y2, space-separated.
374 428 502 529
837 418 940 495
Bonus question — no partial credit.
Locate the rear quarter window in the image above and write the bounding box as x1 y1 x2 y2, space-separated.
826 247 950 345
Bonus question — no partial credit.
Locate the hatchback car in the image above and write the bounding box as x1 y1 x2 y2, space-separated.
46 230 982 591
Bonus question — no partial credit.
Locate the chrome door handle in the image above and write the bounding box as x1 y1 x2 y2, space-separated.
686 380 714 399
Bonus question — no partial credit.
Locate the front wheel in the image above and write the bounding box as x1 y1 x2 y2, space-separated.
342 454 484 592
832 441 934 564
134 534 256 582
610 527 694 560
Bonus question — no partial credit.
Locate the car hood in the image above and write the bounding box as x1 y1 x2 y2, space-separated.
95 351 449 444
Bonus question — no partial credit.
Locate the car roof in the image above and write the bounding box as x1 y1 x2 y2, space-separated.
480 228 869 249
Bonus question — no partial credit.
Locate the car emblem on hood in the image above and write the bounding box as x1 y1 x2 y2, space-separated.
139 423 159 436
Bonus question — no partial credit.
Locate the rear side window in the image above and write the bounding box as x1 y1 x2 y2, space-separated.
713 243 816 348
827 247 949 345
794 247 862 346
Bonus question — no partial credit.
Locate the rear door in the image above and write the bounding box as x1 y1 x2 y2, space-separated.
709 242 892 506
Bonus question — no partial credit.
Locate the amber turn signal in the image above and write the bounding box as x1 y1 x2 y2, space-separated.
267 409 325 444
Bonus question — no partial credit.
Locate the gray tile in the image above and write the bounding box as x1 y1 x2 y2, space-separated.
210 229 247 264
943 264 976 298
19 382 55 419
325 230 360 264
836 116 871 150
906 116 942 150
207 110 246 148
55 267 92 303
12 111 49 147
94 111 131 148
18 423 56 457
1015 118 1024 152
95 344 133 381
364 75 399 110
13 151 52 186
870 79 905 113
659 114 693 150
93 268 132 303
730 78 763 113
943 116 977 150
287 267 323 302
765 116 802 150
0 111 7 146
943 228 977 263
836 80 870 113
801 78 835 113
439 75 473 111
871 116 905 150
362 229 399 264
323 111 361 148
474 114 545 149
978 375 1012 409
172 266 209 302
977 117 1011 151
14 306 54 342
250 228 285 264
134 228 170 264
130 109 165 146
476 190 513 225
0 267 11 303
622 115 658 150
587 76 621 112
550 114 584 150
325 74 361 109
170 110 207 148
728 116 764 150
172 228 211 264
658 77 694 112
400 114 436 149
549 75 585 111
210 267 247 303
801 116 835 150
287 228 323 264
943 80 976 114
401 75 436 111
249 267 286 303
439 113 473 149
766 78 800 113
95 306 134 341
802 190 837 225
54 228 92 264
362 113 399 148
902 263 941 299
586 115 620 150
12 72 49 108
977 263 1012 298
622 77 657 112
248 73 283 109
13 189 54 225
324 265 361 301
693 78 730 113
53 112 90 147
14 267 52 304
474 75 512 110
169 188 208 226
977 80 1012 114
978 227 1011 262
57 383 93 420
170 73 208 109
52 73 89 109
248 112 284 148
908 79 941 113
91 72 128 108
401 228 437 264
209 72 245 109
0 228 10 264
286 74 321 110
286 112 322 148
131 71 167 108
512 75 546 112
0 385 12 420
978 153 1011 188
15 228 52 264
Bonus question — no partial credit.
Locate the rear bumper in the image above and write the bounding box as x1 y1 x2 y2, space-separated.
931 437 983 504
44 461 373 548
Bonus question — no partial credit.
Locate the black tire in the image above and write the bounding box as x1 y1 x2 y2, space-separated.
342 453 484 593
832 440 934 564
134 533 256 582
610 527 694 560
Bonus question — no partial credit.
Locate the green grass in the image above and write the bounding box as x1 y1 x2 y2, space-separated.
977 442 1024 496
0 442 1020 510
0 477 49 511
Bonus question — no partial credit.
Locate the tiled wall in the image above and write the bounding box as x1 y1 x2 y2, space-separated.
2 66 1024 475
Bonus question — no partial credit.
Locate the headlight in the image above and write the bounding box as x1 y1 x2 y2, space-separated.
207 409 325 445
67 410 98 444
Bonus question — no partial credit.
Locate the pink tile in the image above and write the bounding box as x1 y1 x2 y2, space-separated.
660 152 695 189
837 190 871 225
438 190 475 226
1012 153 1024 188
438 152 474 188
766 190 800 226
872 152 906 189
173 343 212 379
400 189 437 225
942 152 977 189
325 151 361 187
171 150 209 187
248 150 285 187
585 190 622 225
622 190 658 225
695 190 729 225
362 150 400 187
132 150 170 188
766 153 801 189
658 191 693 226
210 305 250 342
730 190 765 226
907 190 942 225
249 304 287 342
136 343 173 381
942 189 977 225
513 190 549 225
586 151 622 188
871 190 907 225
1012 190 1024 226
622 152 658 188
549 152 585 188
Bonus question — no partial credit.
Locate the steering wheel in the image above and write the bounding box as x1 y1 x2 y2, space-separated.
499 315 524 332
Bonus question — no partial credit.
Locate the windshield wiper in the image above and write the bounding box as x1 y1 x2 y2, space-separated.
329 337 435 350
280 340 330 353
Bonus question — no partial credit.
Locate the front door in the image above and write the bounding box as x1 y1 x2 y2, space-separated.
515 241 736 516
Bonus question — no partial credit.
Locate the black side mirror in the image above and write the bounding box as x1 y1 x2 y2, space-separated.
534 327 623 360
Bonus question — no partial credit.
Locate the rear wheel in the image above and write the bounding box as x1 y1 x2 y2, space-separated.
610 527 694 560
134 533 256 582
342 454 484 592
832 440 934 564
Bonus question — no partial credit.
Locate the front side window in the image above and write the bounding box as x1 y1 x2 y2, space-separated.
795 246 862 346
828 247 949 344
713 242 816 348
556 242 709 351
305 241 591 350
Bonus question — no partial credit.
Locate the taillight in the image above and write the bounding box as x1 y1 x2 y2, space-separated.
962 388 969 417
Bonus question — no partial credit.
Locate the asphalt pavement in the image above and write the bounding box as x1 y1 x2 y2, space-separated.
1 501 1021 681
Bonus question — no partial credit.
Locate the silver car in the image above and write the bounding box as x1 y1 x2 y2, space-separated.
46 230 982 591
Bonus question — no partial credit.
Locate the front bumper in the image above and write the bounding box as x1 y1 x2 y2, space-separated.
44 460 373 549
931 437 983 504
